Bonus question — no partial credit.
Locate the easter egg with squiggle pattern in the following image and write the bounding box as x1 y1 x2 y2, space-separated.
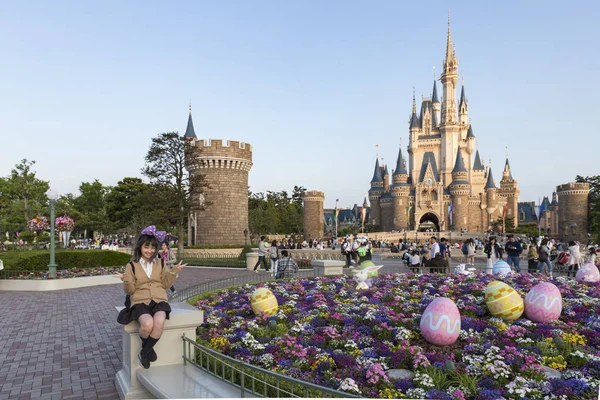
420 297 461 345
524 282 562 323
485 281 524 321
576 262 600 283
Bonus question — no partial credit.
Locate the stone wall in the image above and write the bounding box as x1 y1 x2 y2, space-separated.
303 190 324 240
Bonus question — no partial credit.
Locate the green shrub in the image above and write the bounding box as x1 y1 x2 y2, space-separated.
238 245 252 260
0 250 131 271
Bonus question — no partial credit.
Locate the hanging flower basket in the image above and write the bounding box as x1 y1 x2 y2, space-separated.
27 216 49 232
55 216 75 232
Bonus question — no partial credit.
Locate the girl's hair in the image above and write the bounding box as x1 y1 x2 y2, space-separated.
489 237 496 244
161 241 169 249
541 238 549 246
271 240 277 246
568 240 576 247
132 234 159 262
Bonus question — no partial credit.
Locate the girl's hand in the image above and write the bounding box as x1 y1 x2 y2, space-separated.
172 262 187 273
114 272 124 281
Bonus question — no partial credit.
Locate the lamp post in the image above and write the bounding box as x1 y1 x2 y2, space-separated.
46 189 59 279
334 199 339 239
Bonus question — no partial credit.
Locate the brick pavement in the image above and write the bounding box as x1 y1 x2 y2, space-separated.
0 267 253 400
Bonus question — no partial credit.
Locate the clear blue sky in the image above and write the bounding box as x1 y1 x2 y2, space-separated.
1 1 598 209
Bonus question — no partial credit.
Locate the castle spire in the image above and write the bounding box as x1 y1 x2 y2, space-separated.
503 156 514 180
485 167 496 189
452 147 467 174
410 88 420 128
370 157 383 183
445 11 453 66
472 150 484 170
184 103 197 139
432 78 439 103
394 145 408 175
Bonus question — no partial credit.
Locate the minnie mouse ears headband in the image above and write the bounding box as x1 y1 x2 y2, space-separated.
141 225 167 243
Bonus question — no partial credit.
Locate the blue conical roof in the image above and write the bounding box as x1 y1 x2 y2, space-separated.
467 125 475 138
370 158 383 183
504 158 513 180
485 169 497 189
393 147 407 175
459 85 467 110
452 147 467 174
432 80 439 103
473 150 484 171
184 112 197 139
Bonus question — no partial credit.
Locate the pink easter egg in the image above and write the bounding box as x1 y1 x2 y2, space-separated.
524 282 562 323
576 262 600 283
420 297 461 346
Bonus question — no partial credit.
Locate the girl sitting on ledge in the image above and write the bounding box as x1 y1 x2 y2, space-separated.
116 226 185 369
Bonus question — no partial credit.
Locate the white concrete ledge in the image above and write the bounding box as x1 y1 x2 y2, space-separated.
311 260 345 276
0 275 120 291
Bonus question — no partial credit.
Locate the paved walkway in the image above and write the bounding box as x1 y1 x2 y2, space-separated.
0 267 252 400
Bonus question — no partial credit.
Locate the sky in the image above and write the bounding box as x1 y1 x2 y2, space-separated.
1 1 599 209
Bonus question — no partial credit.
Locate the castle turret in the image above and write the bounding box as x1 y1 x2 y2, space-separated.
391 146 410 231
183 104 197 140
458 80 468 124
471 148 485 195
548 191 559 237
431 78 440 127
485 168 498 230
449 147 470 231
499 157 520 227
368 157 384 227
186 139 253 245
302 191 324 240
441 15 459 124
382 163 390 192
557 182 590 242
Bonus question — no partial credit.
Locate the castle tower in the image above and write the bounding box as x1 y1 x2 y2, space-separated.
391 146 410 231
382 164 390 193
449 147 470 231
186 138 253 246
302 190 325 240
432 78 440 126
440 15 459 125
458 80 468 125
408 91 421 181
380 192 393 232
471 148 485 195
557 182 590 241
368 158 384 227
485 168 498 230
499 157 520 227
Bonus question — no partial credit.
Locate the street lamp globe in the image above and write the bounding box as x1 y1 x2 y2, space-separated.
46 189 59 201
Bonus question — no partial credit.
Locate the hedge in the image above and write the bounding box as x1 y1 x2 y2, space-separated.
0 250 131 271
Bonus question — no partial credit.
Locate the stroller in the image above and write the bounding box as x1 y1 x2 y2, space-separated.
554 251 570 274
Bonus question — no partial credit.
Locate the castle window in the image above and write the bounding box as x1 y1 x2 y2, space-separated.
432 191 438 201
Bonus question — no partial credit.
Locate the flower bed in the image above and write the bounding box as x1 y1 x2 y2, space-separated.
193 273 600 399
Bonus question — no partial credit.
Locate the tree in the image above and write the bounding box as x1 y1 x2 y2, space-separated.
0 160 49 237
248 189 304 236
142 132 207 257
576 175 600 242
73 180 110 237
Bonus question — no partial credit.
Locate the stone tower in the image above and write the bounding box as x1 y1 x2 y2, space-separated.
499 158 520 227
184 109 253 245
557 182 590 241
368 158 384 227
303 190 324 240
449 147 470 231
391 146 410 231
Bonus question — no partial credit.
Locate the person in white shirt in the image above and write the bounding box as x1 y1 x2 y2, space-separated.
429 236 440 259
567 240 581 278
410 251 421 273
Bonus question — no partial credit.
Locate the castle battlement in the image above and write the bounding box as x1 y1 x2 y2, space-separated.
191 139 253 159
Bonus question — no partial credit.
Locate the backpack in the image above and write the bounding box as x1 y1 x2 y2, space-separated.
461 242 468 255
341 242 349 254
124 259 165 309
358 246 367 257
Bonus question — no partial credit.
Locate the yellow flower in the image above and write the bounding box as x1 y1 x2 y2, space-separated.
562 333 586 345
543 355 567 370
379 388 405 399
209 336 229 348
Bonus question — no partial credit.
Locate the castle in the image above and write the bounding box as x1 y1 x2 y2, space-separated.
368 18 520 233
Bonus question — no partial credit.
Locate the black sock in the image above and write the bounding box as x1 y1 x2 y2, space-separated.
140 336 148 349
143 336 160 355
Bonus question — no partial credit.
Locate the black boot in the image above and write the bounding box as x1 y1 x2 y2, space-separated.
141 337 157 362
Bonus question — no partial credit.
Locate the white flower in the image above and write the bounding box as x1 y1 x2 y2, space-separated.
338 378 361 394
414 372 435 388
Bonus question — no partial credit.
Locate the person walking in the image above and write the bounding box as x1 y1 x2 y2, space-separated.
537 239 553 278
505 235 523 273
467 239 476 266
567 240 581 278
269 240 279 278
527 243 538 273
484 237 503 274
253 236 269 273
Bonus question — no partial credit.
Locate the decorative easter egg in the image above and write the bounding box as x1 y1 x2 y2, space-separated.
492 260 511 277
485 281 524 321
420 297 461 345
250 287 278 316
524 282 562 323
576 262 600 283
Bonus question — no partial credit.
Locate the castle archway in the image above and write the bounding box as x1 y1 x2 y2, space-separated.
418 213 440 232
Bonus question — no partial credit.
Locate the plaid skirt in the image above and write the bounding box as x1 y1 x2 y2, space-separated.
117 300 171 325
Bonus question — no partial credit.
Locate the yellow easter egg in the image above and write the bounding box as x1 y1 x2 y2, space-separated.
250 287 279 316
485 281 524 321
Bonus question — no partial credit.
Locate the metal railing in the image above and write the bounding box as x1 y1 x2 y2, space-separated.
181 253 247 268
182 334 358 398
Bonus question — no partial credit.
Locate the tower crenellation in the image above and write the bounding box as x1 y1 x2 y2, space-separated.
303 191 325 240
